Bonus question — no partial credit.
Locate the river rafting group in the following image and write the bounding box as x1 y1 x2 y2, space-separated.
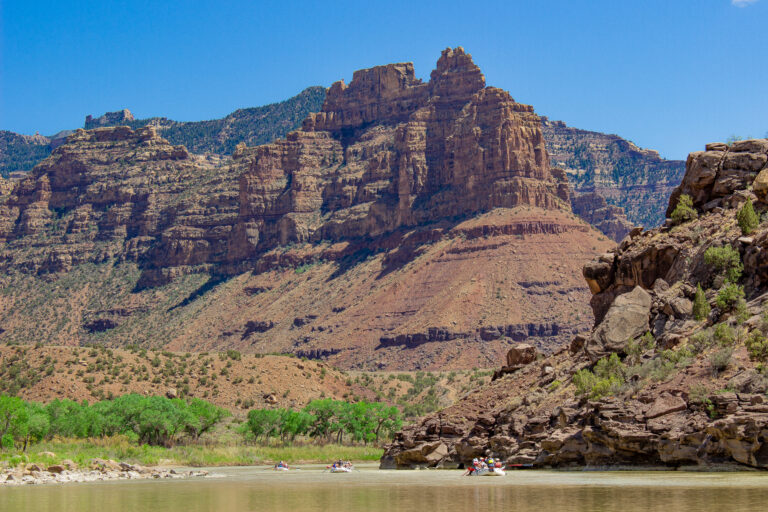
272 457 509 476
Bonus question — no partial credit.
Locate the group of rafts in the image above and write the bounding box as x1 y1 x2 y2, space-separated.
273 457 511 476
272 460 355 473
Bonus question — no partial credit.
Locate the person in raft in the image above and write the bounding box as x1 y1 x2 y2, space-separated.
275 460 289 469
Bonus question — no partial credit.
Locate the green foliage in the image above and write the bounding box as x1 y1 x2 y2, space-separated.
243 399 401 445
670 194 698 224
0 394 227 450
737 199 759 235
746 331 768 362
693 284 711 321
704 245 743 283
0 131 52 177
713 322 736 347
625 331 655 364
716 283 745 312
709 347 733 375
574 354 626 399
689 329 714 354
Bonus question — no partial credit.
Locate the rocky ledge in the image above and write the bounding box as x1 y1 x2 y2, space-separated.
0 458 210 486
382 138 768 470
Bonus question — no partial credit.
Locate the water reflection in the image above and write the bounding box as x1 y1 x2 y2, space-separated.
3 467 768 512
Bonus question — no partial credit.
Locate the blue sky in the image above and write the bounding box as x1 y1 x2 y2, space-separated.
1 0 766 159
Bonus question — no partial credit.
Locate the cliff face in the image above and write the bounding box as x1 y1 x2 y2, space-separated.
382 138 768 468
229 48 568 260
571 192 633 242
542 117 685 229
0 48 612 370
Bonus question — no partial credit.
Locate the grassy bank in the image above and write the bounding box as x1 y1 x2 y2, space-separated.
0 437 383 468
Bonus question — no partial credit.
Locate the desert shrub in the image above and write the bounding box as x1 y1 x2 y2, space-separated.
670 194 698 224
574 353 626 399
704 245 743 283
625 331 655 365
737 198 759 235
688 384 711 404
713 322 736 346
689 329 715 354
716 283 745 311
709 347 733 375
693 284 711 321
746 331 768 362
548 380 562 392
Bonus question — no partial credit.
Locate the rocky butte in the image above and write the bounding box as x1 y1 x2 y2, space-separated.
0 48 613 370
382 138 768 469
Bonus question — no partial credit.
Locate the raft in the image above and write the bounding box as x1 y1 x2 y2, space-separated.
329 466 353 473
474 467 506 476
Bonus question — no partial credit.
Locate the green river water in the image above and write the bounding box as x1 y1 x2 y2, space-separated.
3 465 768 512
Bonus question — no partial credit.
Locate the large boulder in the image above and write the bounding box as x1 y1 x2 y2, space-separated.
506 344 538 366
585 286 652 361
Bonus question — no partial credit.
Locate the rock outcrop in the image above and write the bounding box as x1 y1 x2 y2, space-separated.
84 109 135 129
571 192 633 241
382 138 768 468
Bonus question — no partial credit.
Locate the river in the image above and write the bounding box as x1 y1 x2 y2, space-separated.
3 464 768 512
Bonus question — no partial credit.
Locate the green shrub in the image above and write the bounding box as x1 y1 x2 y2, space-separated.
547 380 562 392
573 354 626 399
737 198 759 235
716 283 745 311
693 284 711 321
746 331 768 362
670 194 698 224
689 329 715 354
709 347 733 375
704 245 743 283
713 322 736 346
625 331 655 364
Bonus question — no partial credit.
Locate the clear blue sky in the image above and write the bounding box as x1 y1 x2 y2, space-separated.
1 0 766 160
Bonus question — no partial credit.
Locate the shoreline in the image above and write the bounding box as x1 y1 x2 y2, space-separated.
1 459 210 486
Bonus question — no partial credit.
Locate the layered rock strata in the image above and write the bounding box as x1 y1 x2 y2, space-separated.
382 138 768 467
0 49 611 369
571 192 633 241
542 117 685 229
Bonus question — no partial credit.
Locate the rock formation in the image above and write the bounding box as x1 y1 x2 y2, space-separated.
571 192 633 241
84 109 134 129
382 138 768 468
541 117 685 229
0 48 612 369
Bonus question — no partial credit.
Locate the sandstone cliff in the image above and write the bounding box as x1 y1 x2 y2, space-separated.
382 138 768 469
0 48 612 370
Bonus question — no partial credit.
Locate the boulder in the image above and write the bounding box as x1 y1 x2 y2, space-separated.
753 168 768 202
47 465 65 474
506 344 538 366
645 393 687 419
585 286 652 361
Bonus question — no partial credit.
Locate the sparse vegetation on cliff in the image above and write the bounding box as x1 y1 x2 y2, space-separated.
670 194 698 224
